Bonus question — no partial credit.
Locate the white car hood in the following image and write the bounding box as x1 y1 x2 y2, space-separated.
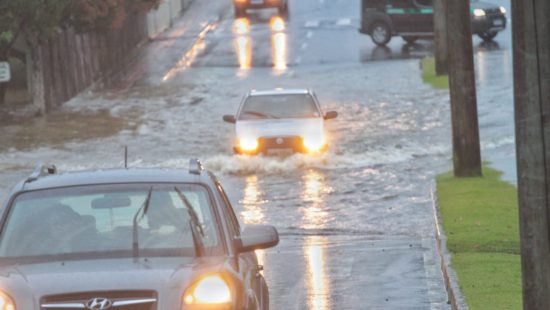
235 118 324 138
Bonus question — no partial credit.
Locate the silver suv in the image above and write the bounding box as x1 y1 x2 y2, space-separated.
0 160 278 309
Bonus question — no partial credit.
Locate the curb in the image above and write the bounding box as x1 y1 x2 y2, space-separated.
430 186 468 310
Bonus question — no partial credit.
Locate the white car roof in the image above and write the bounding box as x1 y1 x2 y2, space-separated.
248 89 311 96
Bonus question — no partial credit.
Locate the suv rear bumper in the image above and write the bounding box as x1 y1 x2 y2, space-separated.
234 0 283 9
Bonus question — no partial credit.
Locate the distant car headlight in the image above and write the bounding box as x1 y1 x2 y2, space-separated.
0 291 15 310
239 137 259 152
499 6 506 14
184 275 232 307
303 135 325 152
473 9 486 17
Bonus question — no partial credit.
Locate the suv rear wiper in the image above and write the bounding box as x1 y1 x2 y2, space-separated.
174 187 204 257
132 187 153 261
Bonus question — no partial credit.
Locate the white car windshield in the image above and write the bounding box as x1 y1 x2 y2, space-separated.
239 94 321 120
0 184 221 261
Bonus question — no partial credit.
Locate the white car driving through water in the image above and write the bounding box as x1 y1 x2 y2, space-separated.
223 89 338 155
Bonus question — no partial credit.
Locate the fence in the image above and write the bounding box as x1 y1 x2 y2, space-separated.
35 0 192 111
38 14 147 111
147 0 193 38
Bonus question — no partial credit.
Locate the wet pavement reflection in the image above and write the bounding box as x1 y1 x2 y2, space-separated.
240 175 267 225
301 170 330 230
231 15 288 73
305 236 330 310
162 23 217 82
271 31 288 72
233 18 253 72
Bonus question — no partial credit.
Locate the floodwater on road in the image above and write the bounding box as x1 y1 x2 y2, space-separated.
0 0 515 308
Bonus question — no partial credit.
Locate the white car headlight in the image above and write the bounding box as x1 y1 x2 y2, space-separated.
303 134 325 152
0 291 15 310
499 6 506 14
473 9 486 17
239 137 259 152
184 275 232 307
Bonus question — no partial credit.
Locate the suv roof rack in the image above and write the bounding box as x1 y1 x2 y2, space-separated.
189 158 203 175
25 164 57 183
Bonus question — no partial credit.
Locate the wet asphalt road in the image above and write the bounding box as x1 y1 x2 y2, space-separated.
0 0 515 309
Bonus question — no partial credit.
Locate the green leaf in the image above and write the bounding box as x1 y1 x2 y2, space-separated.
0 31 14 43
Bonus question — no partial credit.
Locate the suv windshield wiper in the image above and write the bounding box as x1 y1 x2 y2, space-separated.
174 187 204 257
243 111 279 119
132 187 153 261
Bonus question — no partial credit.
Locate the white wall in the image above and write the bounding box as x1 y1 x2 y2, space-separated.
147 0 193 38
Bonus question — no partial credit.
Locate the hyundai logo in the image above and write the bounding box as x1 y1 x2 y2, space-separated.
276 138 284 145
86 297 113 309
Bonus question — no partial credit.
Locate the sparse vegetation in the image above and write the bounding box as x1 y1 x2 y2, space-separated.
421 57 449 89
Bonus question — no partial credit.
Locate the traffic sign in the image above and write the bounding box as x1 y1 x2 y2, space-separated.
0 62 11 83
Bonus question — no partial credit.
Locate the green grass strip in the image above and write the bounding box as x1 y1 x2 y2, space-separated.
436 167 522 310
421 57 449 89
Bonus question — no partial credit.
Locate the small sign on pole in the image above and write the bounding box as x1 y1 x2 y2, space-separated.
0 62 11 83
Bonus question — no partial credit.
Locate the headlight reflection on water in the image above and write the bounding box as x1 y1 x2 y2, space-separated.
305 236 330 310
272 32 288 72
233 18 252 71
241 175 267 224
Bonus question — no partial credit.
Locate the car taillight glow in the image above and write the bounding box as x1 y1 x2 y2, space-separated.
270 16 286 32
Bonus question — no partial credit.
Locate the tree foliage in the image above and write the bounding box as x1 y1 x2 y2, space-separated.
0 0 71 56
0 0 162 54
69 0 162 32
0 0 161 105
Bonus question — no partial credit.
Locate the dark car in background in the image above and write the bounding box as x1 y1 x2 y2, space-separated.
0 161 278 309
233 0 289 17
359 0 507 46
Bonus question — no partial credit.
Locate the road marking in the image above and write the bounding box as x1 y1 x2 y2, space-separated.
304 20 320 28
306 31 314 39
337 18 352 26
301 43 308 50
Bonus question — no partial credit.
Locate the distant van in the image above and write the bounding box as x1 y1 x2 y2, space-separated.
359 0 507 46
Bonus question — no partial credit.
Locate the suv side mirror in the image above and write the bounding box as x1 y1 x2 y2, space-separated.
237 225 279 252
324 111 338 120
223 115 236 124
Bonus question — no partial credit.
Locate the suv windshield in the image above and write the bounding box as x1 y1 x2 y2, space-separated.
0 184 221 261
239 94 321 120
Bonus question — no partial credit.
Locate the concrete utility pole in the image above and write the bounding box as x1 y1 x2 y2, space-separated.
512 0 550 308
433 0 448 75
445 0 482 177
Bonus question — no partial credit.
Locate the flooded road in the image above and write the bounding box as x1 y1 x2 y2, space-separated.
0 0 515 308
